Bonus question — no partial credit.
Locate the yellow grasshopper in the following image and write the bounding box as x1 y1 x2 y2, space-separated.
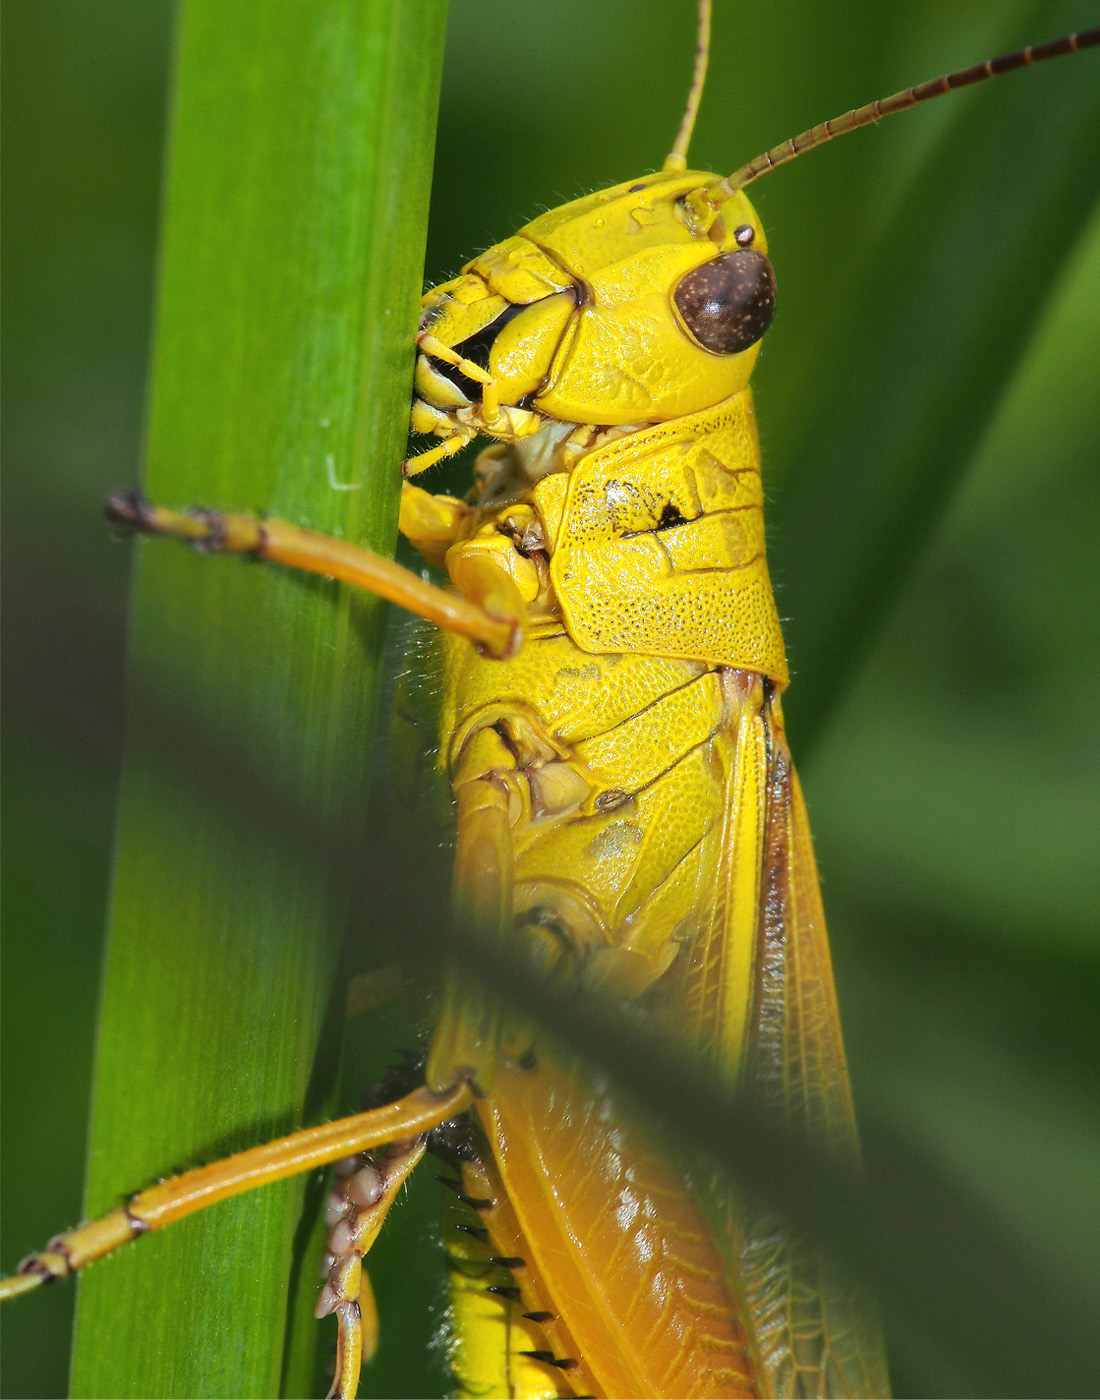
4 2 1098 1396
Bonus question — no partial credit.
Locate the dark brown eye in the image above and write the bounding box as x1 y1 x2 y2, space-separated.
673 250 776 355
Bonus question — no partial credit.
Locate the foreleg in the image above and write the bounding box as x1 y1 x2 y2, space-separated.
106 490 522 658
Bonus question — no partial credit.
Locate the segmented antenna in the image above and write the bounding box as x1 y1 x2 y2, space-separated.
704 26 1100 202
665 0 712 170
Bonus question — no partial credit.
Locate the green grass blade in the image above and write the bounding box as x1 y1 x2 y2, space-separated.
69 2 448 1396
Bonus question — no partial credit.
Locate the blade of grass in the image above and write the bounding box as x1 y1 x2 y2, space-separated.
70 2 448 1396
767 0 1100 751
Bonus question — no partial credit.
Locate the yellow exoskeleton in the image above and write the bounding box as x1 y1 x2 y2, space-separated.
4 4 1097 1396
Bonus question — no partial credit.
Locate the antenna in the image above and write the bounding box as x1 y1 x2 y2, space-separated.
664 0 712 171
700 26 1100 204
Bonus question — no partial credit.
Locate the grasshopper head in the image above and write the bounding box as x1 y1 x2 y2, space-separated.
413 172 774 446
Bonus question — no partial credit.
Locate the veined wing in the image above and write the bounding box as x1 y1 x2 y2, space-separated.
683 688 890 1398
481 1052 759 1399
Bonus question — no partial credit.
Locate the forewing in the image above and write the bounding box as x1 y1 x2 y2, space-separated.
727 699 890 1398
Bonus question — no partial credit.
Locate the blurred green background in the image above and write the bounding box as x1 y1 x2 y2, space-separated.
3 1 1098 1396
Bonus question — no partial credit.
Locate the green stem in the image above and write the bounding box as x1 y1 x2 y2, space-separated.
71 2 448 1396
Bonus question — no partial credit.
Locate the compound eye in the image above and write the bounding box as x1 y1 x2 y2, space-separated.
673 249 776 355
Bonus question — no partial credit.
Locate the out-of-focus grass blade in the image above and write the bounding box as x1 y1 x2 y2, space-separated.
70 2 448 1397
46 640 1092 1397
763 0 1100 749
